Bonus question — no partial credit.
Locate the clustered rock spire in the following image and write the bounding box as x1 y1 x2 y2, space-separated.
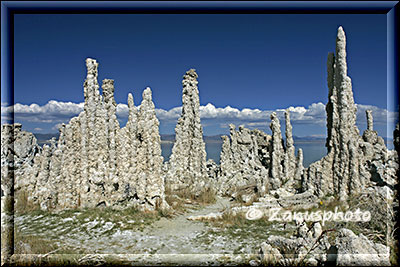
330 27 361 199
217 109 303 198
7 58 168 211
1 26 398 216
218 125 270 197
284 109 296 181
269 112 285 189
302 27 397 200
165 69 210 196
135 88 168 210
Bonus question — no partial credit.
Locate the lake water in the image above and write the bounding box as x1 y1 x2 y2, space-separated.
162 141 327 168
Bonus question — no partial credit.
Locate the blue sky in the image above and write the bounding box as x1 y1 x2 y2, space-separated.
2 14 397 138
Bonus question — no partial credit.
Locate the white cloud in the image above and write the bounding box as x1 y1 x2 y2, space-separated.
156 106 182 121
116 103 129 117
1 100 395 133
1 100 84 123
52 123 64 131
356 104 398 124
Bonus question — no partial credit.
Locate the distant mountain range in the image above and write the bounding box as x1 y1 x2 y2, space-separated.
34 133 60 146
159 134 223 143
33 133 226 145
33 132 393 146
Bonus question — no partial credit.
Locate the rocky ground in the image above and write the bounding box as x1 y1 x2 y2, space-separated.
9 187 396 266
13 197 294 263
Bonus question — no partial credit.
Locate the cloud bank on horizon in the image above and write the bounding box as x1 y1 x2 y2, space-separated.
1 100 397 138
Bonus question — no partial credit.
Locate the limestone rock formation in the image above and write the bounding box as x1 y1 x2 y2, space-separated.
259 224 390 266
302 27 398 200
135 88 168 210
327 26 361 199
115 92 138 205
165 69 210 196
0 124 16 265
269 112 285 189
231 190 319 218
284 109 296 186
335 228 390 266
218 125 270 197
362 110 379 145
217 110 302 197
256 27 397 264
260 220 330 266
3 58 168 212
294 148 304 188
1 123 41 193
102 79 119 186
205 159 219 181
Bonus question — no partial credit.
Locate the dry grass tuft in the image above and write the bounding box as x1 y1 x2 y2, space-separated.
14 234 57 255
165 185 216 212
14 227 80 255
196 187 217 204
15 189 40 214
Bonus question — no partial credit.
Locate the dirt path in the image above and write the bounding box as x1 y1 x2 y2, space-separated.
146 196 231 243
128 196 233 254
